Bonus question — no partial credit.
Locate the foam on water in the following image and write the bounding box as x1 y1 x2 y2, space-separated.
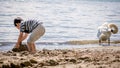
0 40 120 51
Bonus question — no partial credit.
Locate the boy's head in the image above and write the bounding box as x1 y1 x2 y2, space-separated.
14 17 23 26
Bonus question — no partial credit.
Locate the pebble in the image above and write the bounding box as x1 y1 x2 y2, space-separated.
20 61 32 67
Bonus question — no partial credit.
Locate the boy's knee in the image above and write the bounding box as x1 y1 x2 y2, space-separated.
27 38 34 43
27 41 33 45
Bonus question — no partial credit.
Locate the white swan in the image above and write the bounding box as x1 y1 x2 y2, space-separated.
97 23 118 45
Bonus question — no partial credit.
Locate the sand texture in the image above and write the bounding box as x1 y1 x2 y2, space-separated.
0 46 120 68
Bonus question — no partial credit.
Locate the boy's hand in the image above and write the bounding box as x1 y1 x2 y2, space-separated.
14 32 23 48
14 42 22 48
14 44 19 48
14 32 28 48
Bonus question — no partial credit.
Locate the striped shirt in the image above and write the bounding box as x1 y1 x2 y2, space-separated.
20 20 42 33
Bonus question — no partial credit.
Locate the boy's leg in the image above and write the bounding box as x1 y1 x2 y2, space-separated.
27 24 45 53
33 43 36 52
31 43 36 53
27 42 36 53
27 42 32 52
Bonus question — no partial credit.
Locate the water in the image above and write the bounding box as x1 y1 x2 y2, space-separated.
0 0 120 50
0 42 102 51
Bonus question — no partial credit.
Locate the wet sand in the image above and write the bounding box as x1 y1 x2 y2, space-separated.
0 46 120 68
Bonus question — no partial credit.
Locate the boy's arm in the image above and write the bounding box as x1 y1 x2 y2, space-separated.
21 33 28 41
14 32 24 48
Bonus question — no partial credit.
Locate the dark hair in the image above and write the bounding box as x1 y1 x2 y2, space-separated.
14 17 23 26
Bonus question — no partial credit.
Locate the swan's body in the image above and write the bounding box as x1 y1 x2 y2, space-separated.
97 23 118 45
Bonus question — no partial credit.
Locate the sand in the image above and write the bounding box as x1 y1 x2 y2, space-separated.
0 46 120 68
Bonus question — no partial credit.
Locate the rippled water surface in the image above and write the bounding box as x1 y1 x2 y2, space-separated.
0 0 120 47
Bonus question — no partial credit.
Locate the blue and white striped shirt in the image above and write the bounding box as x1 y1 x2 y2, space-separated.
20 20 41 33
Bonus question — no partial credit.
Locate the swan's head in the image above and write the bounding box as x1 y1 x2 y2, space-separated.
108 23 118 34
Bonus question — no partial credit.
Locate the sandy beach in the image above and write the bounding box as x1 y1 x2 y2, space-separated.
0 45 120 68
0 0 120 68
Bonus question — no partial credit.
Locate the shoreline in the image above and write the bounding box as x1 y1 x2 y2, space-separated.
0 40 120 52
0 46 120 68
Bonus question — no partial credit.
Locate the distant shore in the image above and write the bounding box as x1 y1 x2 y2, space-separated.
0 45 120 68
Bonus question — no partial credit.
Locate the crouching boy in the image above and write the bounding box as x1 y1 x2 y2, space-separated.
14 17 45 54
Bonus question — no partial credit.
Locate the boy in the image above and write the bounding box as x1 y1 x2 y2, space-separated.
14 17 45 53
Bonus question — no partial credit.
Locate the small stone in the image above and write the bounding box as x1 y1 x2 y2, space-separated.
112 59 120 62
10 63 20 68
115 55 120 58
46 60 59 66
20 58 25 60
38 62 44 67
0 61 3 64
62 51 67 54
20 51 29 56
2 64 10 68
20 61 32 67
30 59 37 63
65 59 69 61
7 51 13 53
12 48 20 52
69 59 76 63
13 53 17 56
78 57 89 60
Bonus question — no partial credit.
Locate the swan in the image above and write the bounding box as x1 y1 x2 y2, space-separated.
97 23 118 45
